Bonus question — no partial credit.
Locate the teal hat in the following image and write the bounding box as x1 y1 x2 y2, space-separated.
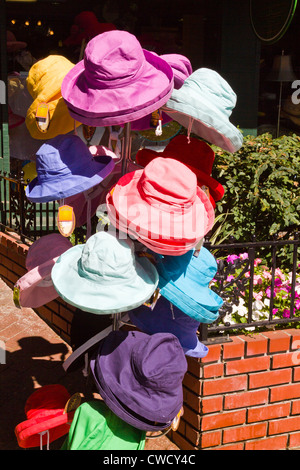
51 231 159 314
163 68 243 153
154 247 223 323
61 400 146 450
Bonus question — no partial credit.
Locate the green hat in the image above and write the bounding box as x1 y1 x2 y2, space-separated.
61 400 146 450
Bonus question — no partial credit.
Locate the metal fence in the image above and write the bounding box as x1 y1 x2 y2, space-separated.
1 168 299 343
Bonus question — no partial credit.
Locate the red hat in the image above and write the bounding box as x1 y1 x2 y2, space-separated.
63 11 116 46
15 384 75 449
136 135 225 208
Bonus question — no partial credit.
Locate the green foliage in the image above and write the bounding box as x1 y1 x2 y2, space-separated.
211 133 300 243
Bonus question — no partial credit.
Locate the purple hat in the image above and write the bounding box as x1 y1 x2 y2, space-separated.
25 134 115 203
129 296 209 358
61 30 174 127
14 234 72 308
90 330 187 431
129 53 192 131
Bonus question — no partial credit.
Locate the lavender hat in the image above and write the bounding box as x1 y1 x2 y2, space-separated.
61 30 173 127
25 134 115 203
90 330 187 431
129 296 209 358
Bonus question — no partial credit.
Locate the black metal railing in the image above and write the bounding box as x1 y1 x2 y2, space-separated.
1 169 299 342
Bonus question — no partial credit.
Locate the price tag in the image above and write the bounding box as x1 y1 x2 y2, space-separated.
35 102 50 132
13 284 21 308
57 205 76 237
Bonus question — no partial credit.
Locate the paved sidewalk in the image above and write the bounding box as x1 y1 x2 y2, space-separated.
0 277 179 451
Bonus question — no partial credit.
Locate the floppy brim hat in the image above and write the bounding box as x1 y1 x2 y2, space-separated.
110 157 215 241
63 11 116 46
162 68 244 153
106 191 202 256
14 234 73 308
61 30 174 127
25 134 115 203
15 384 75 449
90 330 187 431
129 296 209 358
8 105 25 129
61 400 146 450
26 55 81 140
51 231 159 314
155 247 224 323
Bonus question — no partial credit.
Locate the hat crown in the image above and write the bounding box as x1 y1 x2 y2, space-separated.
79 232 137 284
139 157 197 208
84 30 145 89
26 234 72 271
131 333 187 392
185 68 237 118
35 135 93 183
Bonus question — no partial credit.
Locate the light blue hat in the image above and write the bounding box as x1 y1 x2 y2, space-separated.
162 68 244 153
153 247 223 323
51 231 159 314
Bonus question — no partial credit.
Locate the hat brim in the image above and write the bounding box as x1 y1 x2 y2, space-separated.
111 168 215 241
25 155 115 203
90 330 183 429
15 410 74 449
51 244 158 314
17 257 60 308
61 50 173 127
7 41 27 53
162 86 243 153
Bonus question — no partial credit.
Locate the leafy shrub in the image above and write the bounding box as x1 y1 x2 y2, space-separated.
211 133 300 242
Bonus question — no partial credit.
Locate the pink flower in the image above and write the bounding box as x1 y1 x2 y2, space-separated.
254 258 262 266
283 309 290 318
253 275 263 285
253 291 263 301
226 275 235 282
272 308 279 315
240 253 249 260
262 270 272 280
295 299 300 310
227 254 239 264
274 278 282 287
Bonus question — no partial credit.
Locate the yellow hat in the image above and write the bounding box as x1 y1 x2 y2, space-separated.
25 55 80 140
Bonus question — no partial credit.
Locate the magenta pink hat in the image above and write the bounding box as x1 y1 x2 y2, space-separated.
61 30 174 127
14 234 72 308
108 157 215 243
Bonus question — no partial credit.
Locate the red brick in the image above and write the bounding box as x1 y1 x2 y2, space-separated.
245 435 288 450
289 432 300 448
35 305 53 323
292 400 300 415
185 422 201 446
294 367 300 382
262 330 291 353
223 336 245 359
52 314 68 333
286 328 300 346
239 333 268 356
201 395 223 414
200 343 221 363
249 368 291 389
182 372 201 395
171 432 198 451
247 403 290 423
203 362 224 378
201 409 246 431
223 422 267 444
224 389 268 410
182 406 200 429
272 351 300 368
269 416 300 435
270 383 300 402
201 430 221 448
203 375 247 396
214 443 244 450
226 355 270 375
186 356 202 377
183 387 201 412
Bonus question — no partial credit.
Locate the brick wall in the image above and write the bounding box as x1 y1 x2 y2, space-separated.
1 230 300 450
169 330 300 450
